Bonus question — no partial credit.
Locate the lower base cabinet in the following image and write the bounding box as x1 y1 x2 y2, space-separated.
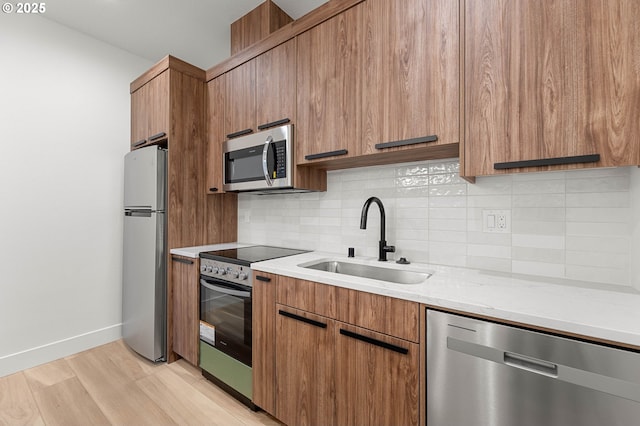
170 255 199 365
254 276 420 426
275 305 336 426
335 323 419 426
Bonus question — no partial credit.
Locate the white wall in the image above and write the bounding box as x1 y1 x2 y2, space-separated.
0 15 152 377
239 161 637 289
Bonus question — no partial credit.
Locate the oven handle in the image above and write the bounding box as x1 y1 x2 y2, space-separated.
262 135 274 187
200 279 251 298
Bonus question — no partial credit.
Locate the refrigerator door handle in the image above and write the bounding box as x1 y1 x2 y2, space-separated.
125 210 153 217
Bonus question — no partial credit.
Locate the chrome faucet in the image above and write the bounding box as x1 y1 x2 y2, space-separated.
360 197 395 261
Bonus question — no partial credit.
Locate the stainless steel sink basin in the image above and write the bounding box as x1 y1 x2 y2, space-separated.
301 260 431 284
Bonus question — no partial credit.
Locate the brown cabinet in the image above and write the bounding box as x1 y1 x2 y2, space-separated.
362 0 459 156
225 39 297 139
170 255 199 365
255 39 297 131
462 0 640 178
253 274 420 425
130 70 169 149
252 271 278 415
225 60 256 138
130 56 238 364
206 75 225 194
275 305 336 426
335 323 419 426
296 3 364 165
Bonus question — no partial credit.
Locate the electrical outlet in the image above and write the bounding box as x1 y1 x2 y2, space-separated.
483 210 511 233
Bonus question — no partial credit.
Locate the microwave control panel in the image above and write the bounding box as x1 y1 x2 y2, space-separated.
272 140 287 179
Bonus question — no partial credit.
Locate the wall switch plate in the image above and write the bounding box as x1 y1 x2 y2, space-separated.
483 209 511 233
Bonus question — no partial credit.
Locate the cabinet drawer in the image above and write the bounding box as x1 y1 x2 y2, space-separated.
336 287 419 342
276 276 337 318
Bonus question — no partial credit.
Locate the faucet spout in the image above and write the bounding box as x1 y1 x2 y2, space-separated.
360 197 395 261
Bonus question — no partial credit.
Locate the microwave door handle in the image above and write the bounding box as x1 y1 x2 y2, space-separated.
262 135 274 187
200 279 251 298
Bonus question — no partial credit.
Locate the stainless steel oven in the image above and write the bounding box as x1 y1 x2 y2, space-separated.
198 245 309 408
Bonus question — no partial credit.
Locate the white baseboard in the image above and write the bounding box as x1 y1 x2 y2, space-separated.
0 324 122 378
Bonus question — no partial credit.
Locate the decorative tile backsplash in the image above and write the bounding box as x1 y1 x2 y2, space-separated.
238 160 639 289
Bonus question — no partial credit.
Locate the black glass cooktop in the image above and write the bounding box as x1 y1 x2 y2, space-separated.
199 245 309 266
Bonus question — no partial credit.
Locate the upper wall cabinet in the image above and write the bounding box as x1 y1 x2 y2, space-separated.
131 70 170 149
362 0 459 155
256 39 297 132
225 39 297 139
462 0 640 178
296 3 364 165
225 59 256 139
206 74 225 194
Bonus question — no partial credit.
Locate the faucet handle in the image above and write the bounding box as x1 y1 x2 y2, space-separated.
383 245 396 253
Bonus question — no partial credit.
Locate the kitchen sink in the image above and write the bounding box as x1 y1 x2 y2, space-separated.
300 260 431 284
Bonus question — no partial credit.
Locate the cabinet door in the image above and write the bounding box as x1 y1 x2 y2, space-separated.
170 255 199 365
206 75 225 194
146 70 170 142
256 39 297 130
130 82 149 148
275 305 336 426
296 3 364 164
252 272 277 416
363 0 459 154
463 0 640 177
130 71 170 150
336 323 419 426
225 60 256 138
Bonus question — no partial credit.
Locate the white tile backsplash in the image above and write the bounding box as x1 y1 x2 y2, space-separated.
238 160 640 288
631 167 640 290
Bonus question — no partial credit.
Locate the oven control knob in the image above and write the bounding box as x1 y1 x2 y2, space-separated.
206 266 213 273
200 265 207 273
238 272 248 280
219 268 227 276
231 271 239 279
211 267 219 274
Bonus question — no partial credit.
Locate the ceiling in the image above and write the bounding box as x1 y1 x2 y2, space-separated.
42 0 328 70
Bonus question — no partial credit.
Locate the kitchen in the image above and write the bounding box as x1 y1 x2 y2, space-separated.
2 0 640 425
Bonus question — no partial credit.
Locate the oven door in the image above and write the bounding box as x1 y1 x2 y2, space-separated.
199 276 252 366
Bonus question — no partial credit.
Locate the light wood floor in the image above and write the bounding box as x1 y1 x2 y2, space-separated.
0 340 281 426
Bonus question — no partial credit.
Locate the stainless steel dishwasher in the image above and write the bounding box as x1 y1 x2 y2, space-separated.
427 309 640 426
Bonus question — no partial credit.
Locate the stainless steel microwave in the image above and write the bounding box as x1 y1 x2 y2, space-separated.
223 124 293 192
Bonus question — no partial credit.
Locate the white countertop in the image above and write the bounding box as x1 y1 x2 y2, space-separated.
169 242 251 258
252 251 640 349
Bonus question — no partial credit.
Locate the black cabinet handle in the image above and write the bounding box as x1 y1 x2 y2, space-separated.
375 135 438 150
305 149 348 161
255 275 271 282
339 329 409 355
132 139 147 147
279 310 327 329
227 129 253 139
258 118 290 131
494 154 600 170
209 187 218 192
171 257 194 265
149 132 167 142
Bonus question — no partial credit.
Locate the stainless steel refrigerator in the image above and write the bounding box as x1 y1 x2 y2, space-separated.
122 145 167 362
